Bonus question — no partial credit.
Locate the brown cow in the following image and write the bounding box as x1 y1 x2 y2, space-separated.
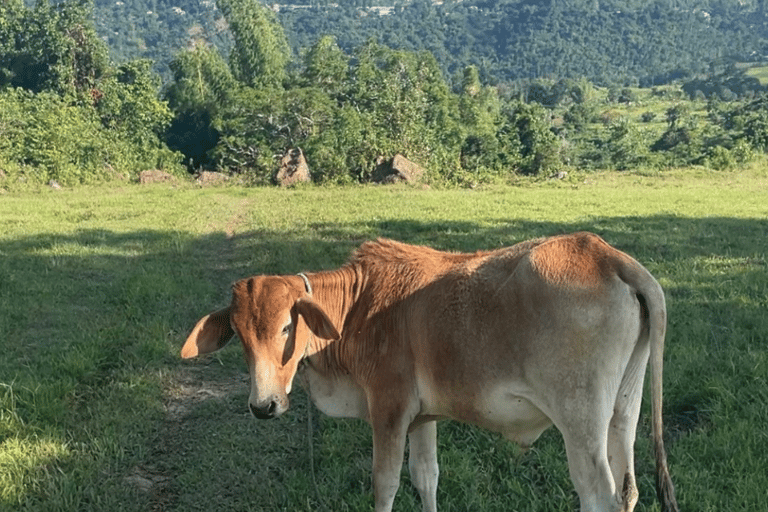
181 233 678 512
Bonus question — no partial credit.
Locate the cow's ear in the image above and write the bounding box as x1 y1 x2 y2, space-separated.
181 307 235 358
295 298 340 340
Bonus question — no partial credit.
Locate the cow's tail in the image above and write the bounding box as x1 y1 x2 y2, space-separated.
623 258 679 512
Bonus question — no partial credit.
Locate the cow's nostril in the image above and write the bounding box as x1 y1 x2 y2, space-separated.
249 400 278 419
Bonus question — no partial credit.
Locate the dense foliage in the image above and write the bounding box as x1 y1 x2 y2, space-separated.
162 0 768 184
0 0 182 185
163 5 573 185
3 0 768 188
278 0 768 87
90 0 768 87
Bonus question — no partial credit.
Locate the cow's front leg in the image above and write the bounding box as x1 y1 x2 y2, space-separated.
371 418 407 511
408 420 438 512
370 398 414 512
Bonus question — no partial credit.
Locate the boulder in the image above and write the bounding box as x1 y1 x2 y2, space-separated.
196 171 229 185
139 169 176 184
104 164 129 181
275 148 311 186
372 154 425 184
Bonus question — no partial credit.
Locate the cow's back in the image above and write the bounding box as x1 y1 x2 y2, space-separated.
407 233 645 435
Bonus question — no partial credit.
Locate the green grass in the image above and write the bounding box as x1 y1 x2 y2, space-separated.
1 166 767 511
745 65 768 86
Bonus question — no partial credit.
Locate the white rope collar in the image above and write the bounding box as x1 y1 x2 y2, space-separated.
297 272 312 296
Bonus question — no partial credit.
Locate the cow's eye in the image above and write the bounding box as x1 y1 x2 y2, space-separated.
281 323 292 336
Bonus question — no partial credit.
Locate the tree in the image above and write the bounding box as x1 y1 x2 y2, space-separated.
301 35 349 95
0 0 25 87
606 117 651 170
564 102 598 129
166 43 236 114
458 66 503 172
165 44 236 169
0 0 182 184
501 101 562 175
98 60 173 144
218 0 290 89
162 0 297 178
346 41 459 178
210 88 280 180
723 95 768 152
651 103 705 164
0 0 109 98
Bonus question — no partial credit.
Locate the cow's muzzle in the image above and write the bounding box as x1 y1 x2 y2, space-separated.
249 397 287 419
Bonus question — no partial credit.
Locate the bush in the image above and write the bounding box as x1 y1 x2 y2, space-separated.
0 87 182 185
704 145 735 170
606 117 654 171
0 89 106 184
504 101 562 175
564 102 599 129
0 1 183 186
703 140 755 170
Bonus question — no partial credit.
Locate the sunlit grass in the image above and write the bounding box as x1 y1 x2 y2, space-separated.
0 433 69 505
745 65 768 85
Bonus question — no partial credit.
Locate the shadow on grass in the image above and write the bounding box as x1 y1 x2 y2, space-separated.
1 214 766 511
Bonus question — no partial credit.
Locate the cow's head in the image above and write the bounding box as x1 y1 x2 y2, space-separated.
181 276 340 419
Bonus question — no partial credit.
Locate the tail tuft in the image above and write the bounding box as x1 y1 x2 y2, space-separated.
655 440 679 512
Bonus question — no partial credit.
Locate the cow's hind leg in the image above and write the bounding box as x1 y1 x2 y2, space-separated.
562 431 619 511
556 387 623 512
607 340 651 512
408 421 439 512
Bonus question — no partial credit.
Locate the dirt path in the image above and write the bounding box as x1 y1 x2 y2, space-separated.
125 198 255 509
223 198 252 240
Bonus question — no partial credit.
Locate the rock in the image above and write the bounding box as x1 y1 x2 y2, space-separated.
372 154 425 184
48 180 62 190
139 169 176 184
104 164 128 181
275 148 311 186
124 467 170 494
196 171 229 185
124 474 155 493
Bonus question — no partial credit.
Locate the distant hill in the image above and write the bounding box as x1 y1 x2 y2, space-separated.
92 0 768 85
92 0 228 78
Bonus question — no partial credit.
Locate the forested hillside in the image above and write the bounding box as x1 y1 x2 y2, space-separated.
4 0 768 189
92 0 227 74
279 0 768 86
91 0 768 85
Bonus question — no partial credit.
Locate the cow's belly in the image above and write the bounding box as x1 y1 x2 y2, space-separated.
476 383 553 447
417 371 552 448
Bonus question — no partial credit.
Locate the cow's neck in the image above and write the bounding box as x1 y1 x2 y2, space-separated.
302 264 362 375
297 264 370 419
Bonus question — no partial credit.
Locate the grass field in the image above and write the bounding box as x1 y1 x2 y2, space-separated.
1 166 767 511
745 65 768 86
